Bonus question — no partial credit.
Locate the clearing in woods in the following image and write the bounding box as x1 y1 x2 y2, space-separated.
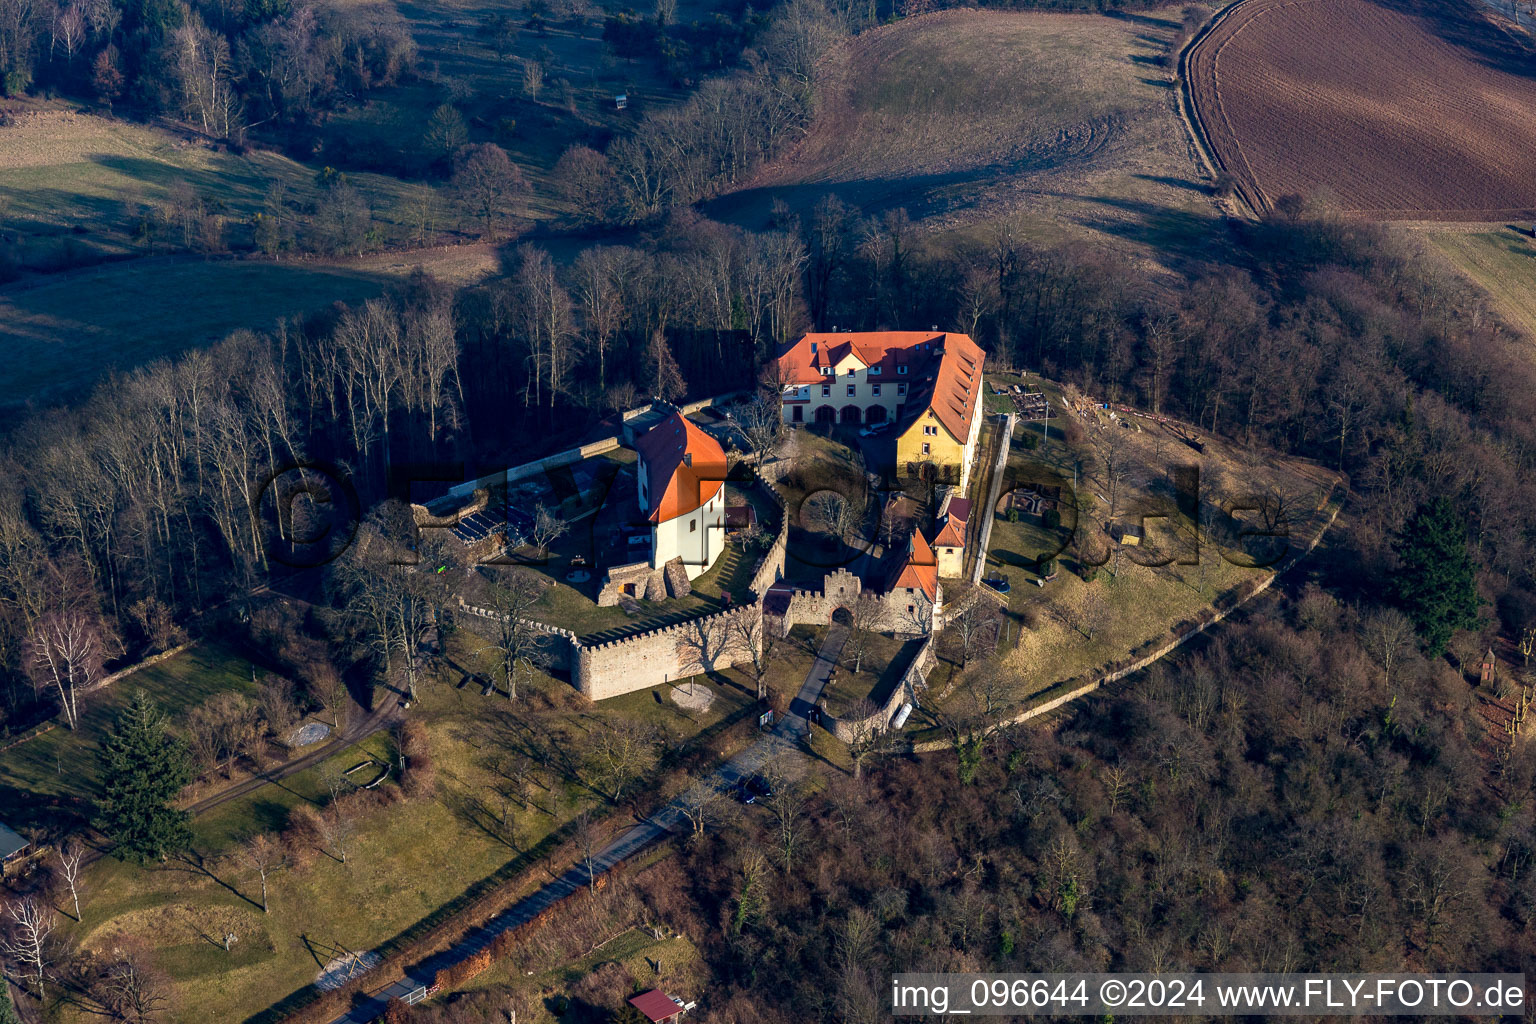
0 245 500 419
1185 0 1536 219
313 0 729 192
706 8 1212 258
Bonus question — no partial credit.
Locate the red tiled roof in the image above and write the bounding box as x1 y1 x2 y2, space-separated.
889 528 938 599
933 516 965 549
635 412 727 525
776 332 984 443
628 990 684 1022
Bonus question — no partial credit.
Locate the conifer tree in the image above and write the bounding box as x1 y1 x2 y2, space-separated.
1393 496 1480 657
96 691 194 862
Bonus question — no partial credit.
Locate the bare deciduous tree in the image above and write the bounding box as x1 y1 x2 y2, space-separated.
238 832 285 914
57 839 86 922
1 896 56 995
28 609 109 730
475 572 549 700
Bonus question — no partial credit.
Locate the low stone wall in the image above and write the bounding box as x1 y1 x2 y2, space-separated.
827 637 934 743
457 601 579 673
95 641 197 690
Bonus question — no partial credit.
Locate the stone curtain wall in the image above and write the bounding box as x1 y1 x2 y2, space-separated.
779 568 936 637
574 604 761 701
747 465 791 598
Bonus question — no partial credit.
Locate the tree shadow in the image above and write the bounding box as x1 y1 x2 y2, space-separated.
168 851 264 912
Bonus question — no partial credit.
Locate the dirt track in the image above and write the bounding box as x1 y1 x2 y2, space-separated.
1186 0 1536 219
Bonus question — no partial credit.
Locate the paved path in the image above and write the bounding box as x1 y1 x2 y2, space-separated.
971 413 1016 585
325 628 849 1024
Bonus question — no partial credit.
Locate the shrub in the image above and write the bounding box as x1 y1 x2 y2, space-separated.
402 751 437 799
1042 509 1061 530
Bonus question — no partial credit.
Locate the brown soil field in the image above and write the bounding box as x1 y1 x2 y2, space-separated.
1186 0 1536 219
706 7 1213 260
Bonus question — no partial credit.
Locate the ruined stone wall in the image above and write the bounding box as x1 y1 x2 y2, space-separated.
456 601 578 673
779 569 935 636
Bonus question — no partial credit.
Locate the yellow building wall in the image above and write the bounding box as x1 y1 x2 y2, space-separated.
897 408 966 476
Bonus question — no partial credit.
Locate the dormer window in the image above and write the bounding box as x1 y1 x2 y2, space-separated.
811 342 818 354
898 366 908 375
821 367 833 376
869 365 881 375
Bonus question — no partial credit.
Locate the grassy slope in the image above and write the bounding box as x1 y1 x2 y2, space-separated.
54 638 757 1024
973 396 1339 707
707 7 1213 266
0 246 500 416
1425 228 1536 338
0 644 262 811
0 110 426 255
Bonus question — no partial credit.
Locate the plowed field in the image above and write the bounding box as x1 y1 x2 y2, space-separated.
1186 0 1536 219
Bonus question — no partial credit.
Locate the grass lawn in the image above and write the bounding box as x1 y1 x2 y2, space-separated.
949 386 1341 713
1426 228 1536 338
820 631 921 718
55 645 625 1024
0 643 262 817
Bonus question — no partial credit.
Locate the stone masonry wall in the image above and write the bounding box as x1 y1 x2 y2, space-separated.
826 636 934 743
575 604 762 701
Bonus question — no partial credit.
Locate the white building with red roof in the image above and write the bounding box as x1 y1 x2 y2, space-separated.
635 411 728 580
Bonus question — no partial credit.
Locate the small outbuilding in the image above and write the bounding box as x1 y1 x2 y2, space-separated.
0 820 31 874
627 989 687 1023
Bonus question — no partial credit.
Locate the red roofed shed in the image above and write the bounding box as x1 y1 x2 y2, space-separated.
628 989 686 1023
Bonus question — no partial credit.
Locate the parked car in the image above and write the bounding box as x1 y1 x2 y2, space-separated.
983 576 1011 594
859 422 890 437
737 774 774 804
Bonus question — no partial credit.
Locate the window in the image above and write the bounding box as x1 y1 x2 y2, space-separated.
690 519 697 533
822 384 831 397
810 342 818 354
846 367 856 376
869 365 882 375
908 604 916 615
872 384 881 397
847 384 856 397
821 366 832 376
898 366 908 375
922 442 931 455
898 383 907 396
